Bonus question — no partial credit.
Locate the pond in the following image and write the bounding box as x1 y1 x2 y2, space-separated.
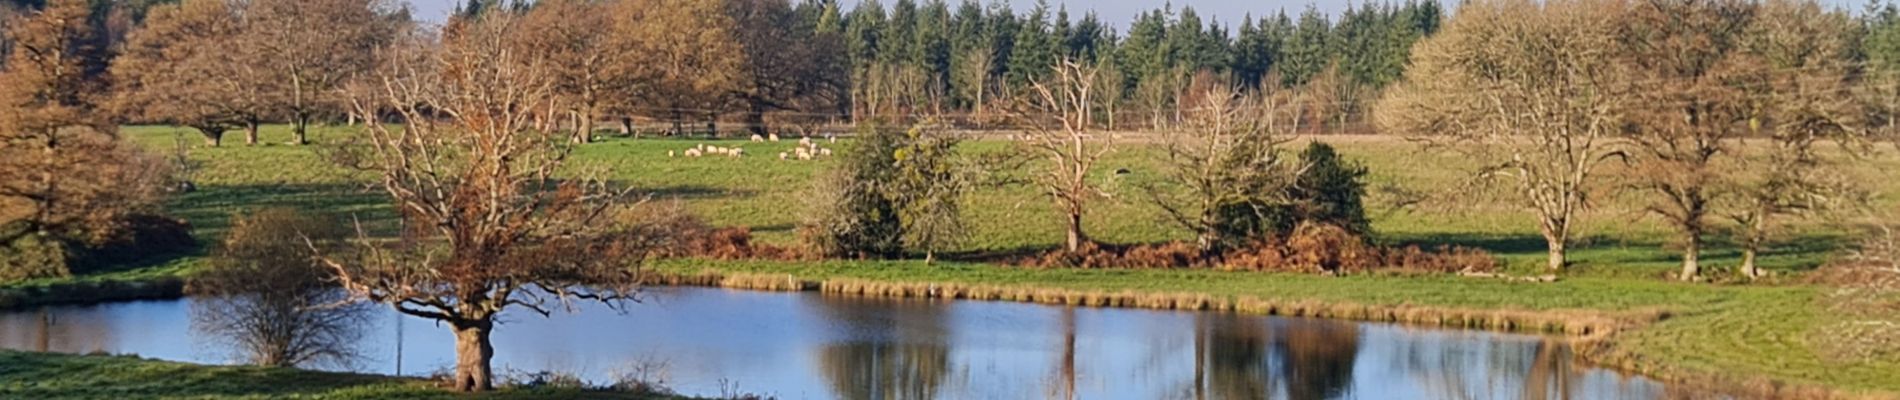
0 287 1674 399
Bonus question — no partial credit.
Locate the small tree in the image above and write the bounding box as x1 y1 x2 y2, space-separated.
1143 81 1301 254
1012 59 1115 253
892 124 970 264
1287 142 1373 237
191 208 369 368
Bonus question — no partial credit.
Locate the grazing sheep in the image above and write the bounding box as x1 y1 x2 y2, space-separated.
826 133 836 143
668 150 676 158
779 152 789 160
730 148 745 158
684 148 703 157
799 137 813 147
795 147 813 160
819 148 833 157
750 134 765 142
768 133 780 142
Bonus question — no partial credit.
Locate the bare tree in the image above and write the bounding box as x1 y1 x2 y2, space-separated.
1376 0 1633 272
516 0 618 143
191 208 369 368
1011 59 1114 253
1143 80 1302 254
1726 0 1868 279
111 0 269 146
606 0 744 136
326 15 658 392
1621 0 1760 281
242 0 401 145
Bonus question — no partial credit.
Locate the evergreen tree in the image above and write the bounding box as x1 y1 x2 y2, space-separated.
1280 6 1331 87
1004 0 1054 86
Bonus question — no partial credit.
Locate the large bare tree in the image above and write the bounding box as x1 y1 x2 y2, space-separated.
1621 0 1761 281
1011 59 1114 253
1376 0 1634 272
326 14 656 392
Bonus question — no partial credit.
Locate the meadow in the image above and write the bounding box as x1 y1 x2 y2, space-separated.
8 123 1890 397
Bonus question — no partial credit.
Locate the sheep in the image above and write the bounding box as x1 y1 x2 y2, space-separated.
779 152 789 160
819 148 833 157
684 148 703 158
750 134 765 142
826 133 836 143
768 133 781 142
794 147 813 160
799 136 813 147
729 148 745 158
668 150 676 158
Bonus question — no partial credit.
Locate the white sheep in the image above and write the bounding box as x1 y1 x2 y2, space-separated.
799 137 813 147
819 148 833 157
729 148 745 158
779 152 789 160
827 134 836 143
668 150 676 158
794 147 812 160
768 133 781 142
684 148 703 157
750 134 765 142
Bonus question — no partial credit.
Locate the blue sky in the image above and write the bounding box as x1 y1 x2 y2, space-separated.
404 0 1874 29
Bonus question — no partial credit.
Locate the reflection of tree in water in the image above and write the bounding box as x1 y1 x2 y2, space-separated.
0 308 113 354
1271 319 1360 400
814 296 953 400
1396 333 1576 400
1185 316 1361 400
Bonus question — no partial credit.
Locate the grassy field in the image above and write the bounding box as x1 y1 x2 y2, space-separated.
4 124 1890 395
0 351 687 400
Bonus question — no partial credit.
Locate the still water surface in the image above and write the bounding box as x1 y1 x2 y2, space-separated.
0 287 1671 399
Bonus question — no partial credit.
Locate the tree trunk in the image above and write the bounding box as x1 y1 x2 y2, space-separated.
199 127 224 147
1544 235 1566 272
293 114 309 145
747 101 768 136
1065 212 1086 253
1679 235 1701 281
451 323 494 392
620 117 634 138
1740 247 1760 280
244 119 260 146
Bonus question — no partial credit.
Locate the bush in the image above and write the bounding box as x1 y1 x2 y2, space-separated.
0 233 70 282
799 123 907 259
1214 142 1373 246
0 214 193 283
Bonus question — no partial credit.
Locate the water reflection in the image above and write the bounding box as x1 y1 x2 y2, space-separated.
0 288 1675 400
814 297 954 400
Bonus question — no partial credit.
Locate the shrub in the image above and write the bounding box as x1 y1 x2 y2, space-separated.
799 124 905 259
0 233 69 282
1018 222 1497 275
1212 142 1373 246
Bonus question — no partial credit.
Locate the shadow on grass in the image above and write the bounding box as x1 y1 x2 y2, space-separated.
166 183 397 241
638 184 756 201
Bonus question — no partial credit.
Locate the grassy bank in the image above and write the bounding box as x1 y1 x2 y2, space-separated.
0 351 686 400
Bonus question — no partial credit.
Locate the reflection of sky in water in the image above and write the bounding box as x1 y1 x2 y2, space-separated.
0 287 1669 399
